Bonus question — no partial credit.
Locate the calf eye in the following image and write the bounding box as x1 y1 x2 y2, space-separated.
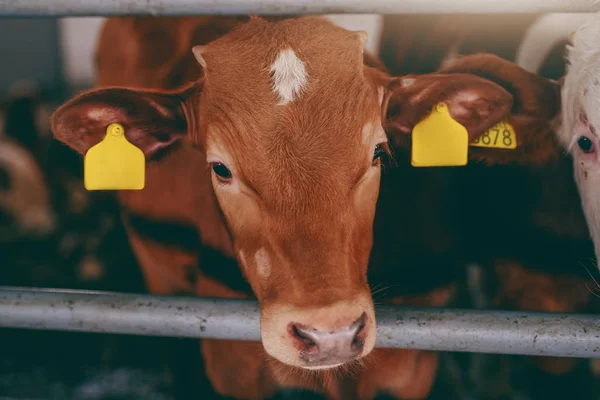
577 136 595 153
212 162 232 181
373 144 385 162
372 143 390 167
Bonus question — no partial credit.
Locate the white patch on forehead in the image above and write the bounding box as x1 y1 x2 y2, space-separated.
269 48 308 106
254 247 271 278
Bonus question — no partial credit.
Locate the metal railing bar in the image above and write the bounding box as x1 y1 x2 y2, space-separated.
0 0 599 17
1 287 599 358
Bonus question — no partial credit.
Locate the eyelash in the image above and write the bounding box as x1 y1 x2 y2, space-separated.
372 142 391 166
577 112 596 155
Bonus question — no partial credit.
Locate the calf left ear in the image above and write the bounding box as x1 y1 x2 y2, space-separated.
383 71 513 150
51 82 201 160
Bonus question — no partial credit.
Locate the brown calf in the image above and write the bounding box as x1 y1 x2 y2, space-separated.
51 16 565 399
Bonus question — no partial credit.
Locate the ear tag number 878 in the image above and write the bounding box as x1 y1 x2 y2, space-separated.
470 118 517 149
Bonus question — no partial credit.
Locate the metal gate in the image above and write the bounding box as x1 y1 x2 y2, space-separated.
1 0 599 361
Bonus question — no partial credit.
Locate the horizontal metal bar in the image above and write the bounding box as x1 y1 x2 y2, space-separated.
0 0 599 17
1 287 599 358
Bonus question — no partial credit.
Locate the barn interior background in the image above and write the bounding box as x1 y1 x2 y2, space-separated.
0 11 599 400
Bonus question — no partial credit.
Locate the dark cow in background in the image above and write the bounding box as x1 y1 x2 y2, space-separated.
379 14 600 399
438 55 600 400
0 82 139 289
0 84 201 399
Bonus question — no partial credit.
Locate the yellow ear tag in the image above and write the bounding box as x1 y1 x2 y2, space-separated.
470 118 517 149
84 123 145 191
411 103 468 167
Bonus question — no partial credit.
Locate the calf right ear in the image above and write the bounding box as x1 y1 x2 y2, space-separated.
51 82 202 160
438 54 561 166
382 71 513 148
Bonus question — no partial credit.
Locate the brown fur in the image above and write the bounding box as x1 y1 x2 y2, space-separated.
51 16 568 400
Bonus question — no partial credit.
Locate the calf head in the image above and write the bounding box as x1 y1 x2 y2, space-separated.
52 17 514 369
561 17 600 270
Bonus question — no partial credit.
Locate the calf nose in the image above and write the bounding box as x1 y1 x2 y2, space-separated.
290 312 367 368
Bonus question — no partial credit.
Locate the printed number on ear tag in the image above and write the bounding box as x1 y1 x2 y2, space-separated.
84 123 145 191
411 102 468 167
470 118 517 149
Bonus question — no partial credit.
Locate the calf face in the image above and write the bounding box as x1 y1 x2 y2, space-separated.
52 17 513 369
561 16 600 270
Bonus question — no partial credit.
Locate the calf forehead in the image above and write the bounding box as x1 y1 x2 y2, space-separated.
201 17 374 121
204 17 366 79
200 17 380 202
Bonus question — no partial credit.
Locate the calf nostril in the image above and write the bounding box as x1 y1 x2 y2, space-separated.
351 312 367 352
289 312 370 364
290 323 317 352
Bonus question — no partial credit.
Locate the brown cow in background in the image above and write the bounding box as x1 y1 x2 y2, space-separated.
379 14 600 398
